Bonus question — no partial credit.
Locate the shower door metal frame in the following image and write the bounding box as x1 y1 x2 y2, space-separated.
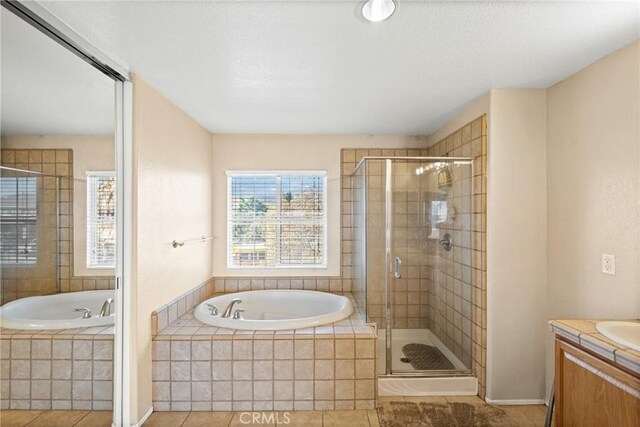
384 159 394 375
350 162 369 323
351 156 475 378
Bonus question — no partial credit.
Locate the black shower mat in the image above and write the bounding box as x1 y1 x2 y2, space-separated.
401 343 455 370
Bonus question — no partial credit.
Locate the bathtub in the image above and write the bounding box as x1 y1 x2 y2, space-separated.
0 290 115 330
194 290 353 330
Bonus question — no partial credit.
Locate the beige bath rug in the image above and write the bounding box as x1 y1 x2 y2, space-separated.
377 401 511 427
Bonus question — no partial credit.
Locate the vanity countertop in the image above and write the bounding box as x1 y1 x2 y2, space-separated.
549 319 640 376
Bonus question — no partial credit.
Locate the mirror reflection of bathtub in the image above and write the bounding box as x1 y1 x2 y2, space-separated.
0 290 115 330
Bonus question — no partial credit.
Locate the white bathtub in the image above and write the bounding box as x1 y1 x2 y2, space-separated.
0 290 115 330
194 290 353 330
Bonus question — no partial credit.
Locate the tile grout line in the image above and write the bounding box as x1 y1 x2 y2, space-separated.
71 410 92 426
22 410 44 426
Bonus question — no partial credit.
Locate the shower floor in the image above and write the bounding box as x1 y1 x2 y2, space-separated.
377 328 478 397
377 328 468 374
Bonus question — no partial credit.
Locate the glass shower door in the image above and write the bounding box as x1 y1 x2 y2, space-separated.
387 158 473 375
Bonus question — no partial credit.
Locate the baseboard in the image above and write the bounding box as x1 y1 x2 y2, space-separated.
485 398 547 405
131 406 153 427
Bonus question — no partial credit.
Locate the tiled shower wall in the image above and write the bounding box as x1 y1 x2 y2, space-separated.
1 148 115 304
342 150 426 329
418 156 473 368
347 153 473 344
422 116 488 398
1 153 59 303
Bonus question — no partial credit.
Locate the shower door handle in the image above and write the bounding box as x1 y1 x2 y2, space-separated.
393 257 402 279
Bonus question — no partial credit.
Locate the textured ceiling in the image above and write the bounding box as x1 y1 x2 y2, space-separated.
6 1 640 135
0 8 114 136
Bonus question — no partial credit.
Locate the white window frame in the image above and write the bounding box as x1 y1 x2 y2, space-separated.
226 170 328 270
87 171 116 269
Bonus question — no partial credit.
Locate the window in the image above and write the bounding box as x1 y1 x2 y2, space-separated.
0 177 37 265
227 171 327 269
430 200 448 238
87 172 116 268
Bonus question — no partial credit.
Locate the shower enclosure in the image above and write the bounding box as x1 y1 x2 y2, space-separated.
0 166 59 304
351 157 474 379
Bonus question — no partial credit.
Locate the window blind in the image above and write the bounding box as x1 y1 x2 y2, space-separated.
0 176 37 265
87 172 116 268
227 172 327 269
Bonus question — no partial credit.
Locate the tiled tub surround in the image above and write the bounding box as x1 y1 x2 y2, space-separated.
0 148 116 305
0 326 114 410
549 319 640 376
212 277 352 293
151 293 377 411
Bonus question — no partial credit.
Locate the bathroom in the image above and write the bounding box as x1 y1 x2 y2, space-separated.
0 1 638 426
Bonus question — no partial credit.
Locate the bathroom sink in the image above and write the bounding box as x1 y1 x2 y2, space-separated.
595 321 640 351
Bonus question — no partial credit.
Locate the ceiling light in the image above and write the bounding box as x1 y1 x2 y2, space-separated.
362 0 396 22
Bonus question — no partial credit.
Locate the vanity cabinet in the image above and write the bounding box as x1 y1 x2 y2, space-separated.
555 338 640 427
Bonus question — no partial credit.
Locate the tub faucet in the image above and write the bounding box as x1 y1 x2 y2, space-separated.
206 303 218 316
74 308 92 319
99 298 113 317
221 299 242 318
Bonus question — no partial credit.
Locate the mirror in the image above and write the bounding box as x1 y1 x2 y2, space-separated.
1 7 117 416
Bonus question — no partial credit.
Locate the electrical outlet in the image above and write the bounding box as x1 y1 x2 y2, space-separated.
602 254 616 275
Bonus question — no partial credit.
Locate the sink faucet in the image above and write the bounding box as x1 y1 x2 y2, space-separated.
221 299 242 318
74 308 92 319
99 298 113 317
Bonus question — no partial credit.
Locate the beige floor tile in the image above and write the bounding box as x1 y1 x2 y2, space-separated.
73 411 113 427
366 409 380 427
403 396 448 404
376 396 401 404
277 411 322 426
444 395 485 405
322 410 370 427
0 410 43 427
182 411 234 427
25 411 90 427
229 412 275 426
498 405 547 427
144 412 190 427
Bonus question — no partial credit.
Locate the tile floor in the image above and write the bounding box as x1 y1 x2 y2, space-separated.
0 396 548 426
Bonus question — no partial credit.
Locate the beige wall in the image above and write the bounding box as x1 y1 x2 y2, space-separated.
130 75 213 422
427 89 548 403
546 41 640 397
486 89 548 403
1 136 115 277
211 134 426 277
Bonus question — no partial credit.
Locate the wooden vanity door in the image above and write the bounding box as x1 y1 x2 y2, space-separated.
555 338 640 427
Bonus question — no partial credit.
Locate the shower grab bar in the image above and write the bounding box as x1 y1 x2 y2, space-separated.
394 257 402 279
172 235 213 248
